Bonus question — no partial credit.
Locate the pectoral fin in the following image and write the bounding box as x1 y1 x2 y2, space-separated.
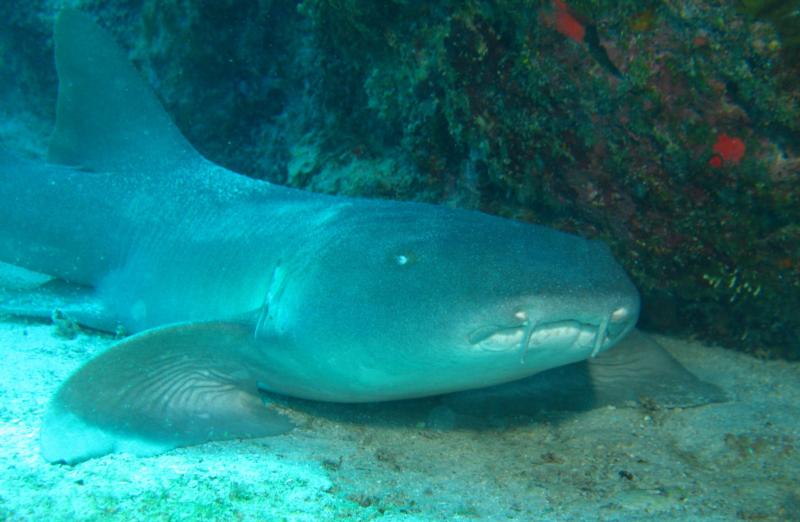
40 321 293 465
442 329 726 417
586 329 727 408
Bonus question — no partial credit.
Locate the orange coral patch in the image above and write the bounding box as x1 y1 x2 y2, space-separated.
554 0 586 43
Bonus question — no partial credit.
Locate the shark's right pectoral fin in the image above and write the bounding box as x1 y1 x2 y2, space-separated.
40 321 293 465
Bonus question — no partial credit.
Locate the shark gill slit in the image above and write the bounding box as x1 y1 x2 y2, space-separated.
255 261 284 339
254 293 270 340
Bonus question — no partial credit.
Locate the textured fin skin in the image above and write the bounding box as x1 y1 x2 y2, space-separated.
586 329 727 408
40 321 293 464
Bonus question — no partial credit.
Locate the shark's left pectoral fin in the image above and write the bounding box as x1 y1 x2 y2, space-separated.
40 321 293 465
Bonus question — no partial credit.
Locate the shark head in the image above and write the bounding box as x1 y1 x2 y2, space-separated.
260 201 640 402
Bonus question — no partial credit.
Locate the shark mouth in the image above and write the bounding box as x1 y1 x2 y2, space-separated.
468 306 632 362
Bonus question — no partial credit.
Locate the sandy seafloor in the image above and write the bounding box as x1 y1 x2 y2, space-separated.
0 263 799 522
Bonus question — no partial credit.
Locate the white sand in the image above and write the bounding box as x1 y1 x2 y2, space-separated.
1 278 798 521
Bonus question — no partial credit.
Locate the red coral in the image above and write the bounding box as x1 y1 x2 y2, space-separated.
709 134 745 167
553 0 586 43
708 155 723 168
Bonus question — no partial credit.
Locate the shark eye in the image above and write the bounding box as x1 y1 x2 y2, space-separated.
390 250 417 267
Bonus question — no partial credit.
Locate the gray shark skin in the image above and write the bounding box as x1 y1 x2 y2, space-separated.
0 11 720 464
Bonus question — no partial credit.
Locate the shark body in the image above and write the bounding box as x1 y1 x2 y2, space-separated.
0 11 721 464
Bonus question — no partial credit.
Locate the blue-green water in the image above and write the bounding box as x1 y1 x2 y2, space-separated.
0 2 798 520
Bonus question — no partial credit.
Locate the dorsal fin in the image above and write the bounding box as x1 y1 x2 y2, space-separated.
49 10 204 173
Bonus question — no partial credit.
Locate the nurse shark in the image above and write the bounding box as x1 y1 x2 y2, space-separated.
0 11 721 464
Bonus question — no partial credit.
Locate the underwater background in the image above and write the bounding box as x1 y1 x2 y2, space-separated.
0 1 799 520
